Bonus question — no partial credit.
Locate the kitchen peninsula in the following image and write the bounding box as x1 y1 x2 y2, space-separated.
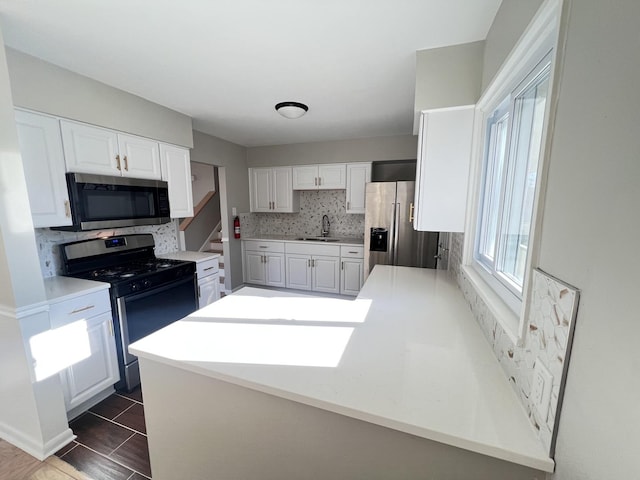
129 266 553 480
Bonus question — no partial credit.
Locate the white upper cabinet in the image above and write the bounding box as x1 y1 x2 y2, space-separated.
292 164 346 190
160 144 194 218
61 120 161 180
345 162 371 214
118 133 162 179
291 165 317 190
15 109 72 228
413 106 475 232
249 167 299 213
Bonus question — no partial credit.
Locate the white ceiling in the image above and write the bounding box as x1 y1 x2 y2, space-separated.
0 0 501 147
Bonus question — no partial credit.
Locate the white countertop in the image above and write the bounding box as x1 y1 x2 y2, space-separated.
158 251 220 263
129 265 553 472
44 276 110 304
242 234 364 246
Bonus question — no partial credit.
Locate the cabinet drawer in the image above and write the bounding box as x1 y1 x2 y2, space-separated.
243 240 285 253
49 290 111 328
340 246 364 258
196 257 219 279
286 242 340 256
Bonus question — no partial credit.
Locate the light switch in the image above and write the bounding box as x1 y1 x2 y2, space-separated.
532 358 553 423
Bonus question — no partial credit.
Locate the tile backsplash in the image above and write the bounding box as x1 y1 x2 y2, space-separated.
36 220 180 277
246 190 365 238
450 232 579 456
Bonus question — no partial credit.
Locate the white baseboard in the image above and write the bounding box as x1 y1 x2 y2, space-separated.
0 421 75 461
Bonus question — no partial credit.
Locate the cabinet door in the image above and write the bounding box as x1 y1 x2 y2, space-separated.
292 165 318 190
160 144 194 218
118 133 162 180
318 164 346 189
250 168 273 212
15 110 72 228
245 251 267 284
61 120 119 175
345 163 371 214
312 255 340 294
341 258 364 296
414 106 474 232
61 311 119 411
272 167 295 212
198 274 220 308
265 253 286 288
285 255 312 290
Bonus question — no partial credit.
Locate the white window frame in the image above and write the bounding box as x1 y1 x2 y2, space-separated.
462 0 562 345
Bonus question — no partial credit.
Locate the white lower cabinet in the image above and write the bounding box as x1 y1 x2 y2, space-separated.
285 255 312 290
198 274 220 308
285 243 340 294
311 256 341 294
196 256 220 308
60 311 119 412
47 286 119 416
341 259 364 296
158 252 221 308
340 245 365 296
243 240 286 287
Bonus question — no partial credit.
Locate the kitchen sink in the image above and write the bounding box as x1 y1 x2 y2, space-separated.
295 237 341 242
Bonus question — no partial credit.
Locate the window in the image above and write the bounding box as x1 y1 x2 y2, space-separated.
474 54 552 308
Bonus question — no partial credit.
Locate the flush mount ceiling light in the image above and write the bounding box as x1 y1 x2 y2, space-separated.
275 101 308 119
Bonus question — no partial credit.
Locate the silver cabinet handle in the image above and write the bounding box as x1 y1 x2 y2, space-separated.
259 246 268 249
348 251 358 254
203 266 215 271
347 201 350 210
318 177 322 186
64 200 71 218
308 259 311 267
115 154 121 171
69 305 95 315
314 177 318 186
198 285 201 297
341 261 344 270
123 155 129 171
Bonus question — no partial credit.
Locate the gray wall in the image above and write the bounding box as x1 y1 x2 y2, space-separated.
481 0 640 478
536 0 640 478
191 130 249 290
6 48 193 147
246 135 417 168
481 0 545 90
414 41 484 132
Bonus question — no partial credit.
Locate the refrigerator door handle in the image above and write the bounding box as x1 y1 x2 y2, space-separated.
389 202 397 265
393 202 401 265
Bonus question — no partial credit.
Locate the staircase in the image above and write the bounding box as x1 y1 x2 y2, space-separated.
206 228 227 297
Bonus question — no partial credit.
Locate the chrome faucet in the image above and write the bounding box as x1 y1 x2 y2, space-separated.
321 214 330 237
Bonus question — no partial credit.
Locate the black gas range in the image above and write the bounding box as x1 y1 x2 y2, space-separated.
61 234 198 391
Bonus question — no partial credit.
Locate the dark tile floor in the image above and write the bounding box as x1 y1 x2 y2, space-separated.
56 387 152 480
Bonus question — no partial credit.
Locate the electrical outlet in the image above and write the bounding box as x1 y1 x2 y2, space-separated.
531 358 553 422
232 207 237 216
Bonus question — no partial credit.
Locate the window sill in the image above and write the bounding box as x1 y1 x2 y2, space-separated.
461 264 522 346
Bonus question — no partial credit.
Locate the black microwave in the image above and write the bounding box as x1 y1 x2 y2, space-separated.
54 173 171 231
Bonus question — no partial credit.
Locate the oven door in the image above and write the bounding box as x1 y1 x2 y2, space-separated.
117 274 197 365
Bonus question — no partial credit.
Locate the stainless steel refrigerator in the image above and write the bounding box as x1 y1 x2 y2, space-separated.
364 181 440 277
